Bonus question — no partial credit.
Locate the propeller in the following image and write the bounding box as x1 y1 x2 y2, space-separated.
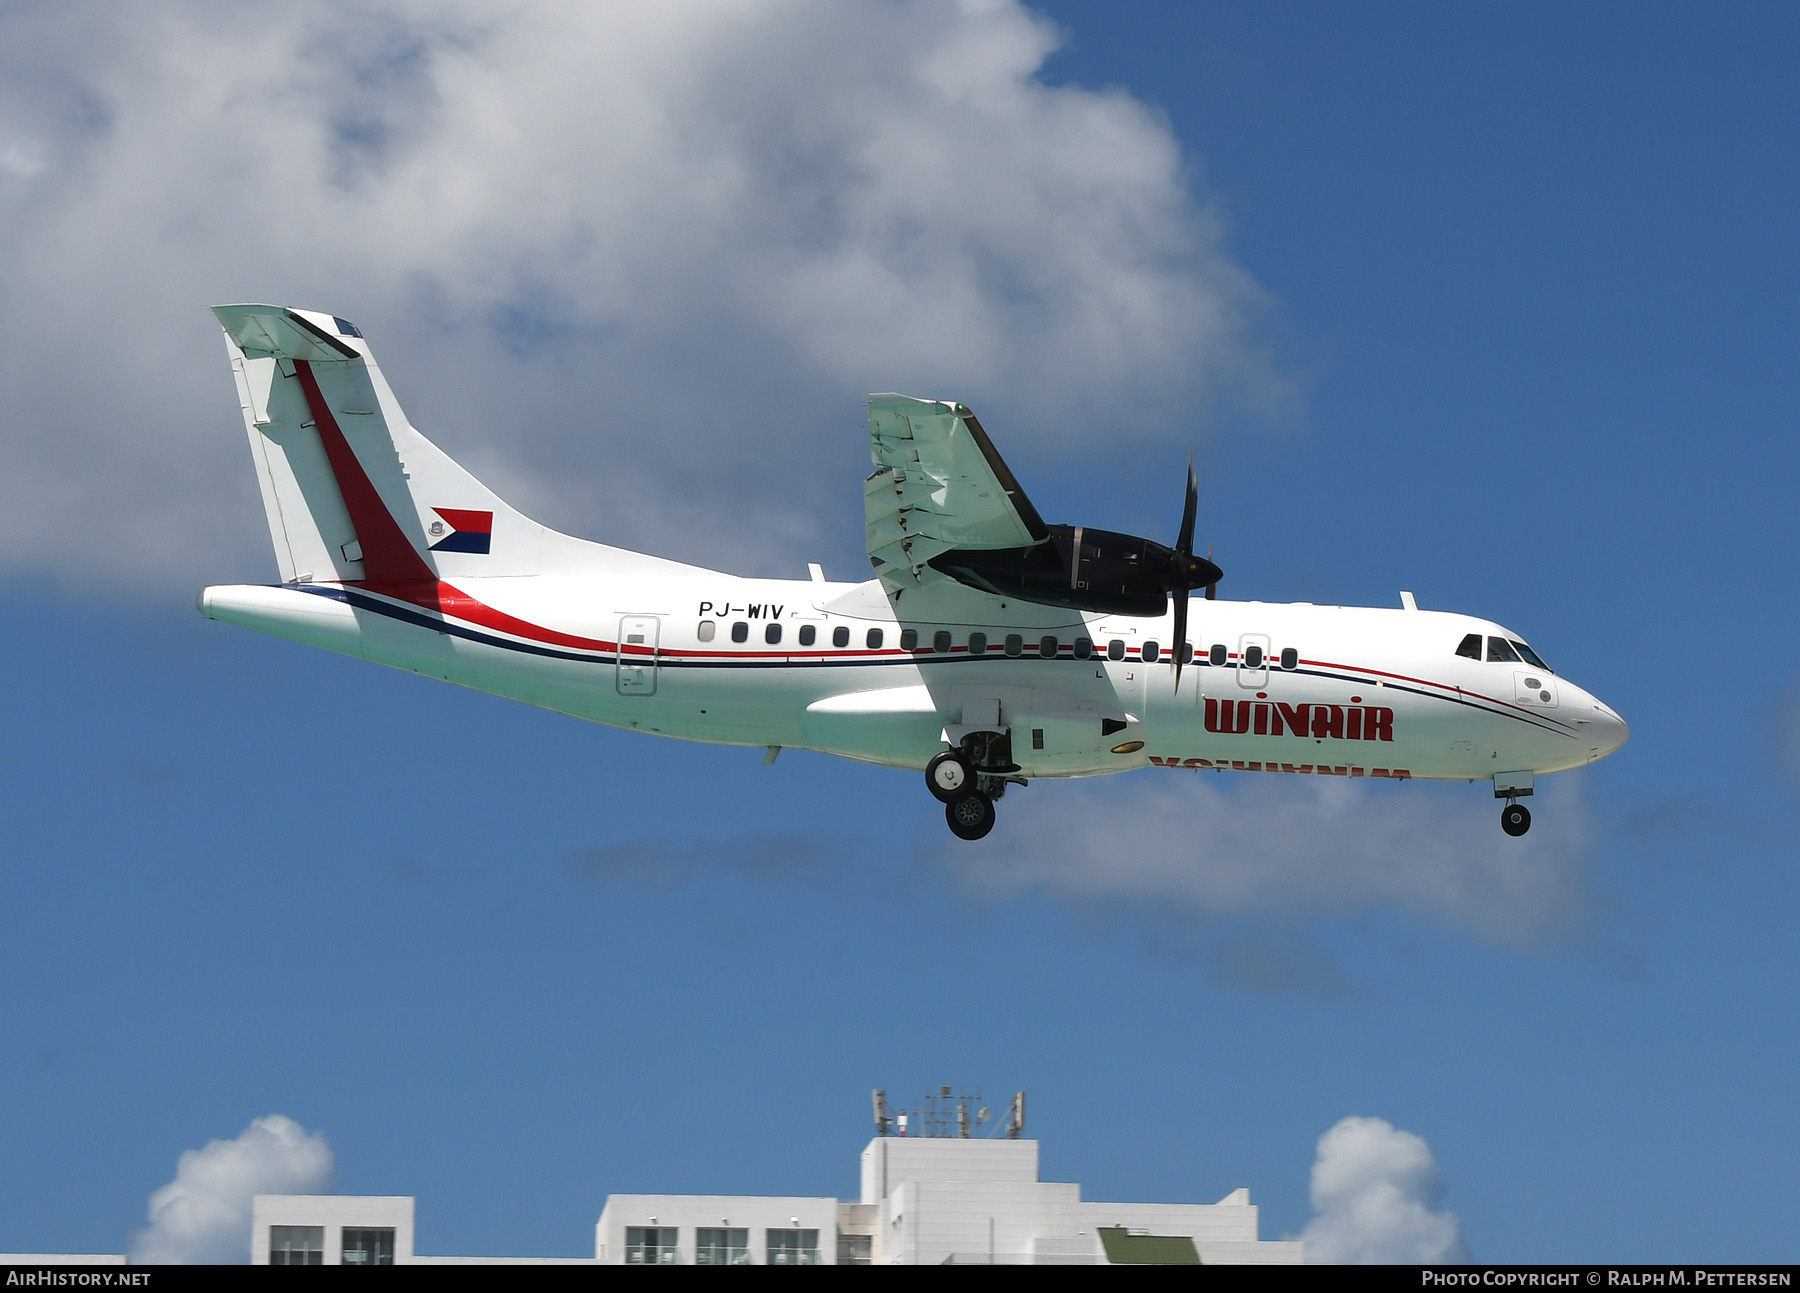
1167 456 1220 693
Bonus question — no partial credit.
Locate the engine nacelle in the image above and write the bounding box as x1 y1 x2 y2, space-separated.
927 523 1219 616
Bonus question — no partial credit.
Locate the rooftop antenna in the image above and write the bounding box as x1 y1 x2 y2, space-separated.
872 1089 891 1138
1005 1091 1026 1139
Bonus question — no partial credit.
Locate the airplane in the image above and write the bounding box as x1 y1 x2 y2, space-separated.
198 305 1628 841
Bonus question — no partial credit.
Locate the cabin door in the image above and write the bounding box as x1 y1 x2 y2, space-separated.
616 616 660 696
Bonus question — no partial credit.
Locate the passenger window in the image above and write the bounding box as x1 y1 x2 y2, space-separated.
765 623 782 644
1244 644 1264 669
900 629 919 651
1209 643 1227 667
1142 640 1160 663
832 626 849 648
866 627 883 649
1455 633 1482 660
1039 635 1058 657
1486 636 1520 663
968 631 987 655
1107 639 1126 661
1074 637 1093 659
799 624 816 647
1004 634 1024 657
933 630 952 653
697 620 716 642
1280 647 1297 670
731 621 748 643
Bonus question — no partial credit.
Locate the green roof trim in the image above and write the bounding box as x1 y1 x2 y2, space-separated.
1097 1226 1201 1265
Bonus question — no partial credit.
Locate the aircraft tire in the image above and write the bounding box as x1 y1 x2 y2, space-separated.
945 791 996 841
1501 803 1531 836
926 750 975 804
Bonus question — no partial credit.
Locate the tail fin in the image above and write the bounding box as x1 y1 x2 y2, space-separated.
217 305 580 586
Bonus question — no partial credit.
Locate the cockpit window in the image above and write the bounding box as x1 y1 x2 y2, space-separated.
1510 639 1551 672
1455 633 1482 660
1486 636 1521 663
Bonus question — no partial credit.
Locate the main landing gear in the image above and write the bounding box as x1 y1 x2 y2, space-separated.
1500 800 1532 837
946 790 997 841
928 736 1021 841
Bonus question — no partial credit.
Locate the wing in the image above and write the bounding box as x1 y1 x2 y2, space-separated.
864 394 1049 595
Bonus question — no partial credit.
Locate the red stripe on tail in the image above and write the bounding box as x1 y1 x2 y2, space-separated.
294 360 433 584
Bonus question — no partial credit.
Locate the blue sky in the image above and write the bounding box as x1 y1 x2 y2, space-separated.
1 0 1795 1263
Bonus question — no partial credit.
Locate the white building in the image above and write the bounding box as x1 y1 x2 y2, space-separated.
254 1131 1300 1265
250 1195 591 1266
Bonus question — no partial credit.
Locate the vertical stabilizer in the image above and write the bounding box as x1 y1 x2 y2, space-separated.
214 305 546 585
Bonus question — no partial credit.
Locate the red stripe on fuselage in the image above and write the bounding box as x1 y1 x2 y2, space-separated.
292 361 616 652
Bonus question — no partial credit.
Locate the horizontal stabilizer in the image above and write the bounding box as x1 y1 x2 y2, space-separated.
213 305 364 362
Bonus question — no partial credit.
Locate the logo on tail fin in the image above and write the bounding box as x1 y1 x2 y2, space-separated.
428 508 493 554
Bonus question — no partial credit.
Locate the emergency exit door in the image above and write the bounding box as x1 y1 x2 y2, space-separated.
616 615 660 695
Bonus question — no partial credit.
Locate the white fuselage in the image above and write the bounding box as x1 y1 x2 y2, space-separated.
200 564 1629 785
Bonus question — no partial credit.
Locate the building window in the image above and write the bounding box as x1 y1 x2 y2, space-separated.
798 624 816 646
731 622 748 643
833 626 850 648
968 631 987 655
837 1232 873 1265
270 1226 323 1265
695 1228 750 1266
341 1228 395 1266
766 1228 820 1266
697 620 716 642
866 628 883 649
765 622 782 644
627 1226 680 1264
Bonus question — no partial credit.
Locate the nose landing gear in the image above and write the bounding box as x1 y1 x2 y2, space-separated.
1494 771 1534 837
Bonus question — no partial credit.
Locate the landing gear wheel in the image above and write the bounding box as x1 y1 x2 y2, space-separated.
945 791 996 841
1501 802 1532 836
926 750 975 804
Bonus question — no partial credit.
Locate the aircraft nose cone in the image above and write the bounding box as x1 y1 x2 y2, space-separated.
1590 699 1629 760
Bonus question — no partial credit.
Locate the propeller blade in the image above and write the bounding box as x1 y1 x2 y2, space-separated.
1177 455 1198 557
1205 543 1217 600
1171 585 1189 693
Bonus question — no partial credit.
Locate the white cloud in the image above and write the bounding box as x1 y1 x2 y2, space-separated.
128 1114 333 1265
1300 1116 1467 1264
0 0 1283 593
945 772 1592 943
